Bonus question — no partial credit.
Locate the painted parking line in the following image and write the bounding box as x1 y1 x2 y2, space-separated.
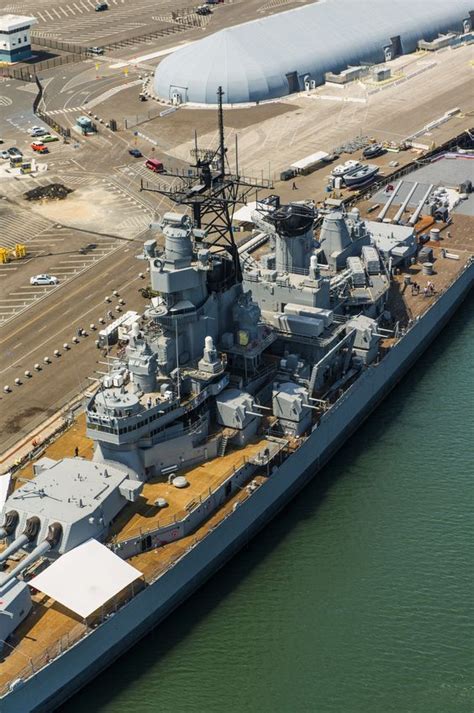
10 292 46 296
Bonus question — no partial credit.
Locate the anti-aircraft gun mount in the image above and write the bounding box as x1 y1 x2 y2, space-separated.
140 86 272 284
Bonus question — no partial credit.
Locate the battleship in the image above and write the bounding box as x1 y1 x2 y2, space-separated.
0 95 472 711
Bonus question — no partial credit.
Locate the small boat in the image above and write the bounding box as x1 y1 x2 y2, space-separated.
343 163 379 187
331 160 361 177
363 143 385 159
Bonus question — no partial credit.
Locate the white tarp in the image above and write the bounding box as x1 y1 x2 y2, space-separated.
291 151 329 171
233 201 258 224
0 473 11 512
30 539 142 618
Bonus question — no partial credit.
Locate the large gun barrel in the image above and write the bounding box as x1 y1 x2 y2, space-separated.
0 522 62 589
0 516 41 564
0 510 19 539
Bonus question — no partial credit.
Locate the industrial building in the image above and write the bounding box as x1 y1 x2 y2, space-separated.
154 0 474 105
0 14 37 63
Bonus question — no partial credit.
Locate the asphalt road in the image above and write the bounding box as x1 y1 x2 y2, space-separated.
0 241 148 454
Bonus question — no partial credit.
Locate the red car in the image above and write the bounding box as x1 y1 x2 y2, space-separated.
31 142 48 154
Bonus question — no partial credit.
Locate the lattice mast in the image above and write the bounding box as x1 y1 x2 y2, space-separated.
140 86 272 283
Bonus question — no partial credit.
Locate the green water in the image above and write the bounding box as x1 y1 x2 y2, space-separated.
62 293 474 713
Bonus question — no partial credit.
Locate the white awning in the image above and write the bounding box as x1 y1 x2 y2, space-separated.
0 474 11 512
30 539 142 618
233 201 258 223
291 151 329 171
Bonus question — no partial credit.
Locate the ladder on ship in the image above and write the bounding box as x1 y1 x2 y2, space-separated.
218 435 229 457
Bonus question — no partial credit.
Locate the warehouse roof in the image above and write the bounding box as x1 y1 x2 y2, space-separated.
154 0 473 104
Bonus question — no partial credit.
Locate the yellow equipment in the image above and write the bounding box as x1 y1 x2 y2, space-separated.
0 245 27 263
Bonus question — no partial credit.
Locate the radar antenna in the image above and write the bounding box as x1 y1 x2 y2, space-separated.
140 86 272 283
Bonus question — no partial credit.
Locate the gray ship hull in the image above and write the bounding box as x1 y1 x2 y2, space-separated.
2 261 472 713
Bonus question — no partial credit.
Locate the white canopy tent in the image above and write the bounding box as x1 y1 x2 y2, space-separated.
30 539 142 618
233 202 258 224
0 473 11 512
291 151 329 173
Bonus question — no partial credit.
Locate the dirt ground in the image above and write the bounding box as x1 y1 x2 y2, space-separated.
101 85 298 148
28 185 143 238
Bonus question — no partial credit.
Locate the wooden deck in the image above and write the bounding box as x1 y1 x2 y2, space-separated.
108 438 271 541
12 413 94 485
386 219 472 326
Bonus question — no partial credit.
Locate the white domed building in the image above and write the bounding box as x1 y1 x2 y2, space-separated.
154 0 473 105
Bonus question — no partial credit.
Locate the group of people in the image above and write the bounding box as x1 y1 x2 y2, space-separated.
411 280 436 297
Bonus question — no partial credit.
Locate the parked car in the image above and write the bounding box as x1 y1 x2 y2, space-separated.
197 5 212 14
129 148 142 158
88 46 105 55
31 142 49 153
79 243 97 254
30 127 47 137
0 150 9 160
8 147 22 157
41 134 59 143
30 274 59 286
95 2 108 10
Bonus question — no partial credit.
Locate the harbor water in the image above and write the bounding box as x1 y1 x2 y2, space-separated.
62 292 473 713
